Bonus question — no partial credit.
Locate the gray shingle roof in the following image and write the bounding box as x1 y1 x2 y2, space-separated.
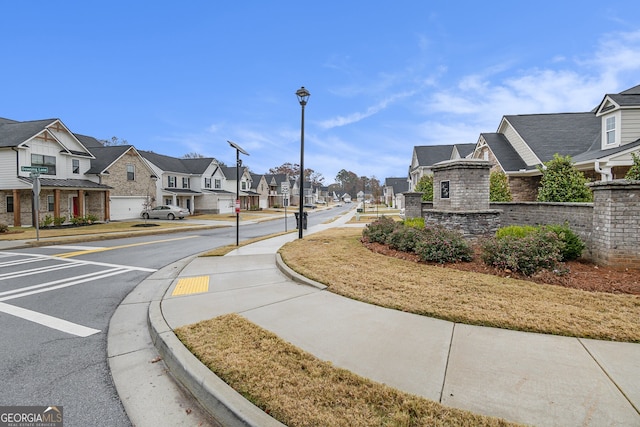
85 145 134 174
504 112 600 164
140 151 215 174
0 118 58 148
384 177 409 193
413 143 476 168
19 177 112 189
481 133 528 171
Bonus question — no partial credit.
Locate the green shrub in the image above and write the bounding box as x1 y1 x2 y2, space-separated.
536 154 592 202
402 217 425 229
414 226 472 263
415 175 433 202
625 152 640 180
40 214 54 228
53 216 66 226
495 225 538 239
0 223 8 233
481 229 564 276
362 216 398 244
86 214 99 223
385 226 421 252
490 171 512 202
542 223 585 261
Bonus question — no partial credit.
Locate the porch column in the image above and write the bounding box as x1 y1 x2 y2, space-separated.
78 190 85 217
54 189 61 219
104 191 111 221
13 189 20 227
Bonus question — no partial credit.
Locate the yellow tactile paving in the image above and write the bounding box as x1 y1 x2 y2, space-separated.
172 276 209 296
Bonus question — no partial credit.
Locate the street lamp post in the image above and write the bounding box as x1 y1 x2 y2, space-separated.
296 86 310 239
228 140 249 246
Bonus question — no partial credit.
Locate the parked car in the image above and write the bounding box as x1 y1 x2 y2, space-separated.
303 203 317 209
141 205 190 220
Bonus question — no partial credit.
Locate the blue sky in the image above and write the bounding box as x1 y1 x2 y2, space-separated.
3 1 640 185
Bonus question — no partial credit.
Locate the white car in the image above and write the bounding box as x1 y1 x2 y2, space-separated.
141 205 190 220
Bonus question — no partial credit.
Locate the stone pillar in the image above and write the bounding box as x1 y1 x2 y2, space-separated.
427 159 500 238
432 159 491 211
589 180 640 269
402 192 423 219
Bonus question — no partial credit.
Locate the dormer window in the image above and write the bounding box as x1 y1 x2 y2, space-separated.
605 116 616 145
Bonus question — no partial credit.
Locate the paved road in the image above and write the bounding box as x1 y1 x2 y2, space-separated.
0 205 351 426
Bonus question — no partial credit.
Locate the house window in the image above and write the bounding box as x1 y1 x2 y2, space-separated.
205 178 211 188
127 164 135 180
241 181 247 190
606 116 616 145
72 159 80 174
182 177 190 188
31 154 56 175
6 196 13 213
214 179 221 189
168 176 176 188
47 195 54 211
165 198 172 205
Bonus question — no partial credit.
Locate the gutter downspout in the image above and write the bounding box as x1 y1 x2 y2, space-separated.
594 161 613 182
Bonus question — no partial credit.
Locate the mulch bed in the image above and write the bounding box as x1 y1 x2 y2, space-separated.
363 241 640 296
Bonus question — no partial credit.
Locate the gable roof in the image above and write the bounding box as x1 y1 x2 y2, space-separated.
503 112 600 166
480 133 528 171
384 177 409 193
140 150 215 174
85 145 134 174
413 143 476 168
0 118 59 148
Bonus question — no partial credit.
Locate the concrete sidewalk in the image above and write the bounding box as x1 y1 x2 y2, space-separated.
112 211 640 426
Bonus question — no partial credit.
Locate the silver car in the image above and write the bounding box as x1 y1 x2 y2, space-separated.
141 205 190 220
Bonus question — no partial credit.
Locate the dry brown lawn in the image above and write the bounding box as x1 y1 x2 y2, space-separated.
176 314 520 427
1 220 202 241
278 227 640 342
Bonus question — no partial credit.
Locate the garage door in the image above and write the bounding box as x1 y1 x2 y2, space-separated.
110 197 147 220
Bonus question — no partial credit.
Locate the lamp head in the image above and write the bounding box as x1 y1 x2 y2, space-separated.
296 86 310 106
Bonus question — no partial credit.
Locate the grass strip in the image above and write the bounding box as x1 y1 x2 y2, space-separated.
176 314 520 427
278 228 640 342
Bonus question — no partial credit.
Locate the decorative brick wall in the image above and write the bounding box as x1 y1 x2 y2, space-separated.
589 180 640 269
491 202 594 259
424 210 501 239
508 176 540 202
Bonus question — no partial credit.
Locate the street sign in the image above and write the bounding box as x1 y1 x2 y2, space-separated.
21 166 48 173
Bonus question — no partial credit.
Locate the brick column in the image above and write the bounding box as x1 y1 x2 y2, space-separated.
402 192 423 219
590 180 640 269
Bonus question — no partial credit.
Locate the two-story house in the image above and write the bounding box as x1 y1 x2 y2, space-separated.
140 151 222 214
471 84 640 200
383 177 409 208
0 118 112 226
80 134 158 220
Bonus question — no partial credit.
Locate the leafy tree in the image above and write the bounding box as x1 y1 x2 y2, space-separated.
625 152 640 180
536 154 592 202
269 163 324 185
414 174 433 201
489 171 512 202
269 162 298 176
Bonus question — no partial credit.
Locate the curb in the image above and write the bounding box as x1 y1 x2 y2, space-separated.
147 276 286 427
275 253 327 290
